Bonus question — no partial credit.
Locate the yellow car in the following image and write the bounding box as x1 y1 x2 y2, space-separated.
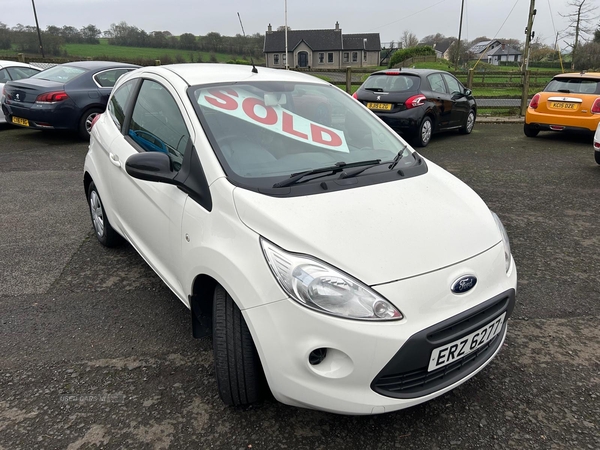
524 72 600 137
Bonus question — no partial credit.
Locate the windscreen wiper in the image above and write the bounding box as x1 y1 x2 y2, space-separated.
273 160 381 188
365 87 384 92
339 147 409 179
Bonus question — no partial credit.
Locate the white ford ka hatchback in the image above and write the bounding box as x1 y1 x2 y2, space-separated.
83 64 517 415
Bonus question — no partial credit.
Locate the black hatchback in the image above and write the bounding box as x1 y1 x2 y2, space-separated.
353 68 477 147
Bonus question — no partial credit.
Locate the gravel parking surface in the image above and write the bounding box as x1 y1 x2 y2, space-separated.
0 123 598 449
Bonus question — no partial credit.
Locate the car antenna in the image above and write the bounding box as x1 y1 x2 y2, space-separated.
237 12 258 74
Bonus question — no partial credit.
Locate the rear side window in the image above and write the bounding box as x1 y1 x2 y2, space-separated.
363 74 420 92
107 79 136 130
32 65 86 82
0 69 8 83
6 67 40 80
545 78 599 94
94 68 133 88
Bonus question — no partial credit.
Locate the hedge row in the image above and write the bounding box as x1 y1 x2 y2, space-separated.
389 46 436 68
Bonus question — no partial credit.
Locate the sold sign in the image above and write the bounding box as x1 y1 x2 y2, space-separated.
198 88 349 153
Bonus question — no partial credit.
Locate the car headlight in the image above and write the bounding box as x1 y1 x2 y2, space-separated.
260 238 403 321
491 212 512 273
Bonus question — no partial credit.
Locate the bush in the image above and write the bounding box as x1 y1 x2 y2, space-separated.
209 52 217 63
389 46 435 68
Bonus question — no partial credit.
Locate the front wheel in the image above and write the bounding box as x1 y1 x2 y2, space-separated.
459 110 476 134
213 285 263 406
523 123 539 138
87 182 121 247
78 108 103 140
413 116 433 147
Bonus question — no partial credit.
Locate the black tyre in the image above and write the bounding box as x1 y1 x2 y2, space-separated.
523 123 539 138
413 116 433 147
213 285 263 406
595 151 600 165
78 108 103 140
459 109 476 135
87 181 121 247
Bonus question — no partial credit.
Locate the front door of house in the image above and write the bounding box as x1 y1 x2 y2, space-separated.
298 52 308 68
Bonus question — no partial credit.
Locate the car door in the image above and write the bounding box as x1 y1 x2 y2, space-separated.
443 73 470 127
426 73 453 129
107 75 194 298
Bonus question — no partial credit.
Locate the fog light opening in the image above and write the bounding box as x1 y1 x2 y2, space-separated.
309 348 328 365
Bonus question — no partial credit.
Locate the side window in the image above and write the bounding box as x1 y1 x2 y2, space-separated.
94 69 133 88
343 52 349 63
6 67 40 80
128 80 189 171
443 74 462 94
428 73 448 94
107 79 136 130
0 69 9 83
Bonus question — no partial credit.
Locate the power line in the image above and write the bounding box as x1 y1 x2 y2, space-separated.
365 0 452 32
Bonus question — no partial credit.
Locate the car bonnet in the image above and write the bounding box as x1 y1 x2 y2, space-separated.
232 161 501 286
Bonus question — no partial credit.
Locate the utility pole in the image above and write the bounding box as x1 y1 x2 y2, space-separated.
284 0 289 70
521 0 536 115
455 0 465 69
31 0 45 58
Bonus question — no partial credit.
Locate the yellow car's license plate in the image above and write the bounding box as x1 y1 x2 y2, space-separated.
549 102 577 110
12 116 29 126
367 102 392 111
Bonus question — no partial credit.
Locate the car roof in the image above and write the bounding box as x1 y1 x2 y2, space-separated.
143 63 329 86
370 68 445 77
61 60 140 70
552 72 600 80
0 60 39 70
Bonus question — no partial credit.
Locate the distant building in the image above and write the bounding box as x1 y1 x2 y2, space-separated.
468 40 502 60
263 22 381 69
486 44 522 65
418 38 455 60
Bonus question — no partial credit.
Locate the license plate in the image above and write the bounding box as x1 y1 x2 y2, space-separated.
367 102 392 111
549 102 577 110
12 116 29 126
428 312 506 372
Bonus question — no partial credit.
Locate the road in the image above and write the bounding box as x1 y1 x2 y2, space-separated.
0 123 598 449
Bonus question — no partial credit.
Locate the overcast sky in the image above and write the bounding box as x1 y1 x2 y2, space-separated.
0 0 591 48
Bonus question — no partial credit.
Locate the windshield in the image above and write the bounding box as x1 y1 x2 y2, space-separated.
363 74 420 92
190 81 415 185
545 78 599 94
32 65 86 83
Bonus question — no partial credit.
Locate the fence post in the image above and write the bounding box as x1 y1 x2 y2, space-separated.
17 53 25 63
346 66 352 94
467 69 474 89
520 70 530 116
155 60 161 66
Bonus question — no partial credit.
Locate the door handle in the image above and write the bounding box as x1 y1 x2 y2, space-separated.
109 153 121 167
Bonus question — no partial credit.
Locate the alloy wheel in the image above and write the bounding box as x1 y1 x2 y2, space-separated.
90 191 105 237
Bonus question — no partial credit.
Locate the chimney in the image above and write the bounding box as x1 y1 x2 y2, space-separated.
267 23 272 33
502 43 505 50
335 21 340 31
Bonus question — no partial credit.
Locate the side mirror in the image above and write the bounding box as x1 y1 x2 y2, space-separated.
125 152 178 185
464 89 472 96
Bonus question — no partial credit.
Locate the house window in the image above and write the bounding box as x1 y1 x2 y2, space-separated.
343 52 349 63
328 52 333 63
514 55 518 62
274 54 279 65
352 52 358 62
318 53 324 64
282 54 287 65
364 51 367 62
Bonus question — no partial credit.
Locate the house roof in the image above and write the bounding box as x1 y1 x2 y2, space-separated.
486 45 522 56
342 34 381 51
418 38 455 54
263 29 381 52
264 29 343 52
469 40 501 54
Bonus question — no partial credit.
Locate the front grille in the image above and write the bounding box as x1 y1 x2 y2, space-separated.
372 330 503 395
371 289 516 399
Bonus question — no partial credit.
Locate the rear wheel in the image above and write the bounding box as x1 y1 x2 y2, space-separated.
524 123 539 138
213 285 263 406
78 108 103 140
595 151 600 165
414 116 433 147
459 110 476 134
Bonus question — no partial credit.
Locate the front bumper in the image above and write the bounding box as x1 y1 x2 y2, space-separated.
244 243 517 414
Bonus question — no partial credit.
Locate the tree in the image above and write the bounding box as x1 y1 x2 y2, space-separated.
179 33 197 50
400 30 418 49
595 27 600 42
560 0 599 69
80 24 101 44
0 22 11 49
